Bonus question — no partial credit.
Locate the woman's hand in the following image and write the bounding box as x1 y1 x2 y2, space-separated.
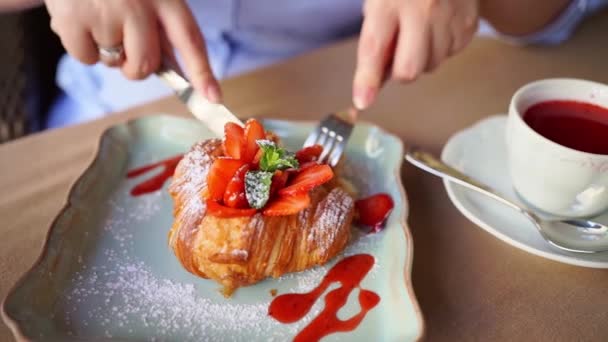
353 0 480 109
45 0 221 102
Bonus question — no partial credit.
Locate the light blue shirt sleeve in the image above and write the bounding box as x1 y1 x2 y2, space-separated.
48 0 364 128
486 0 608 45
47 0 607 129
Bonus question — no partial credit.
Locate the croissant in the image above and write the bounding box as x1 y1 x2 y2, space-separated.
168 138 355 296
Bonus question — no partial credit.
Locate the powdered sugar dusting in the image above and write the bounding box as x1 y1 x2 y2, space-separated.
342 158 375 195
65 256 326 341
55 152 385 341
231 249 249 259
170 141 219 216
308 188 355 253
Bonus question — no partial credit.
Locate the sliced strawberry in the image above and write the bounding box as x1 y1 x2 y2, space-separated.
242 119 266 163
206 158 246 201
355 193 394 231
295 145 323 164
263 193 311 216
298 161 319 172
251 148 264 168
206 199 257 218
285 162 317 185
223 122 245 159
279 164 334 196
223 164 251 208
269 170 289 198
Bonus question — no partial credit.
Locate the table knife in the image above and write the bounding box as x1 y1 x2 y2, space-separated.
156 65 243 137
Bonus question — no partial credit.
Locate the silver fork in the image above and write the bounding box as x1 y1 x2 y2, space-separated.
302 108 357 167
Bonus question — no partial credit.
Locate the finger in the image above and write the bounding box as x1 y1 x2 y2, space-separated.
353 4 398 110
156 0 221 103
51 18 98 65
426 21 452 72
450 3 478 56
121 5 161 79
450 19 477 56
90 7 124 67
159 30 183 73
391 14 430 83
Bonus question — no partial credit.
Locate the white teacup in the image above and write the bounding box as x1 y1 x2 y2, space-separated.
506 78 608 217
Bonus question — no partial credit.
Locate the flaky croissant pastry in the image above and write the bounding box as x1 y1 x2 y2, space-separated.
168 136 355 296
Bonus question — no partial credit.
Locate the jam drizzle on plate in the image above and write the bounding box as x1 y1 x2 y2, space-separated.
268 254 380 342
126 155 183 196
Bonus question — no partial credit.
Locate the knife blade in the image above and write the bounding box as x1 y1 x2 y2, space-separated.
156 66 243 137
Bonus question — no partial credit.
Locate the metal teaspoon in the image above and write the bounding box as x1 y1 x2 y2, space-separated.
405 147 608 254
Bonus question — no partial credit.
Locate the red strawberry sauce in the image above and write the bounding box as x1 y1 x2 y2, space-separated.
126 155 183 196
268 254 379 342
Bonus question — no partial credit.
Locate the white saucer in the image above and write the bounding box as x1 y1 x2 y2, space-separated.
441 115 608 268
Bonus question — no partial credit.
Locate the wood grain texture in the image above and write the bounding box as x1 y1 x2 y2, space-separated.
2 10 608 341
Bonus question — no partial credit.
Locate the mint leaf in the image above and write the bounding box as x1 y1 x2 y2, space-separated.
245 170 273 209
257 140 299 172
273 152 298 170
256 139 276 149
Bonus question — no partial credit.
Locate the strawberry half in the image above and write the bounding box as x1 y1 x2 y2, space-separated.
269 170 289 198
295 145 323 164
263 192 311 216
242 119 266 163
223 122 245 159
279 164 334 196
223 164 250 208
206 199 257 218
206 158 246 201
354 193 394 231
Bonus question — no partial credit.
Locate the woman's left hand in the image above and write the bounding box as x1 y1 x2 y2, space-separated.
353 0 480 109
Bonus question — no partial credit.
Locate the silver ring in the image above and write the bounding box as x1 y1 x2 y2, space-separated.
98 45 124 64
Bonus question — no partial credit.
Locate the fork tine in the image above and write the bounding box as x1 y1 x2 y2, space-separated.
302 110 355 167
315 126 330 150
303 127 322 147
327 135 346 167
319 130 337 163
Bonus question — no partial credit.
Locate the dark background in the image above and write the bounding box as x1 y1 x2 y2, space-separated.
0 7 64 143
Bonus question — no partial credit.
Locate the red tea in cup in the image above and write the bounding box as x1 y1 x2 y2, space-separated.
523 100 608 155
507 78 608 217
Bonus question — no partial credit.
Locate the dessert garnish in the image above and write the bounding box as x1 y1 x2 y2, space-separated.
204 119 334 217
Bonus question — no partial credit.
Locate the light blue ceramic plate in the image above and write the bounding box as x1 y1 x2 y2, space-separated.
2 115 424 341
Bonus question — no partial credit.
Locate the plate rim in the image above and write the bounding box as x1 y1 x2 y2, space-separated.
2 114 425 340
441 114 608 269
1 117 122 342
378 124 426 342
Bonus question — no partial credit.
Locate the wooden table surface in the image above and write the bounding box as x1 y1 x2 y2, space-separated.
2 10 608 342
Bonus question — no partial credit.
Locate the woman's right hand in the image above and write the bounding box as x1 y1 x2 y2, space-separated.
45 0 222 102
353 0 480 110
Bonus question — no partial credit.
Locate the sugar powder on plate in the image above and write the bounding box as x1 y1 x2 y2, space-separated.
61 157 382 341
